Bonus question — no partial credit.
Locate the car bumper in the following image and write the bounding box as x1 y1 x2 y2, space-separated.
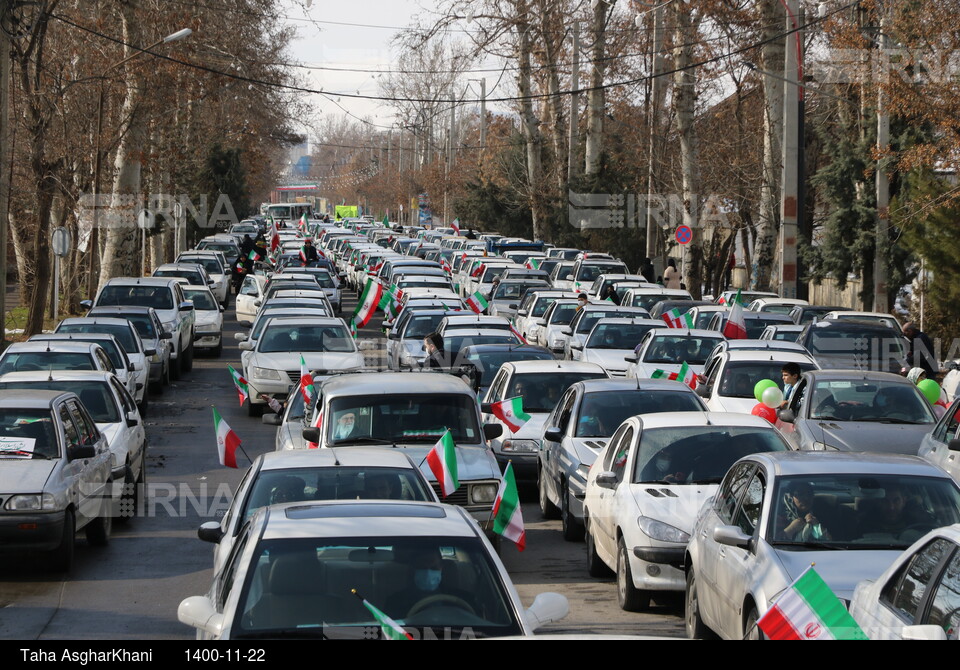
0 510 67 552
246 379 292 402
148 360 163 383
194 332 222 349
633 545 686 569
628 549 686 591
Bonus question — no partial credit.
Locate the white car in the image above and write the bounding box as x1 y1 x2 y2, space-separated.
178 500 569 639
698 350 819 414
822 310 904 333
626 328 725 379
235 274 268 325
181 286 224 357
536 299 581 352
573 318 663 374
584 413 791 611
561 304 650 360
746 297 809 315
849 524 960 640
240 317 364 416
513 290 579 342
196 448 439 574
178 252 229 307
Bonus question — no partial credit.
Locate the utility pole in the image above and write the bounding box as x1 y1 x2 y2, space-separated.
479 78 486 151
873 4 890 313
644 7 666 259
779 0 802 299
567 21 580 183
0 2 12 344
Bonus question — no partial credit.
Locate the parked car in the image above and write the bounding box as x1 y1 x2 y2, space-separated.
698 350 819 414
180 286 224 357
574 318 663 375
626 328 725 379
796 320 909 374
85 306 173 393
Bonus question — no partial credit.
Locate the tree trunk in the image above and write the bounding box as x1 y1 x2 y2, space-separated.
752 0 785 291
584 0 606 177
517 22 547 240
673 5 701 297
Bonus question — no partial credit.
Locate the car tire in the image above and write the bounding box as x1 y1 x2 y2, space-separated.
561 483 585 542
744 605 765 640
585 516 613 578
170 346 182 381
222 293 231 310
685 568 716 639
183 339 195 372
538 467 560 520
149 373 163 394
84 490 113 547
48 509 75 573
211 337 223 358
617 537 651 612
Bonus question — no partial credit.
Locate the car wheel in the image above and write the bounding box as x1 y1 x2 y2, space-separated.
211 340 223 357
585 516 612 578
538 467 560 520
617 537 651 612
744 605 765 640
170 347 182 381
47 509 75 573
84 489 113 547
222 293 231 310
561 483 585 542
685 568 716 639
183 339 195 372
116 465 135 525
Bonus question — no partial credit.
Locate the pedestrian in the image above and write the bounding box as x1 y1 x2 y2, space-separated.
639 257 656 284
663 258 681 289
423 332 447 369
576 293 589 311
465 229 477 240
903 322 937 376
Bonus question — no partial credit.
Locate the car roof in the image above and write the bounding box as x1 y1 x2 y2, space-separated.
0 370 115 384
58 317 134 329
258 447 420 471
262 316 344 327
102 277 181 288
648 328 725 338
724 349 816 364
502 360 607 374
459 343 553 355
588 318 662 327
746 451 954 479
718 339 809 353
805 320 902 333
576 378 702 393
87 305 156 315
321 372 472 397
636 411 777 430
0 389 74 409
3 341 103 353
802 369 915 383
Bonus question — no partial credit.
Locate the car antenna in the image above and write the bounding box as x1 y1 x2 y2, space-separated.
636 374 641 390
330 447 341 466
48 366 54 382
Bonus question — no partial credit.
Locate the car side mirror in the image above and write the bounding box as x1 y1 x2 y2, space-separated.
80 299 93 310
713 525 752 549
483 423 503 440
197 521 225 544
948 439 960 452
517 309 528 317
234 332 248 342
387 331 400 340
253 300 262 307
160 331 173 340
144 348 156 357
238 341 254 351
302 426 321 443
179 301 194 312
901 625 948 641
508 304 519 311
524 593 569 632
571 343 583 351
127 362 136 372
564 274 573 280
596 471 618 490
68 444 96 461
624 355 637 363
178 596 225 638
778 409 796 424
561 329 572 336
219 305 225 312
207 279 215 285
261 413 282 426
534 319 546 326
544 426 563 442
125 411 139 427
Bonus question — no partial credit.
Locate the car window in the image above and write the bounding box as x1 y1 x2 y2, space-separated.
715 462 756 524
576 390 702 438
95 348 113 371
218 523 252 610
0 352 95 374
0 408 58 458
926 545 960 639
735 472 765 535
98 285 174 310
556 389 577 434
240 277 260 296
933 403 960 445
68 400 98 445
880 538 955 623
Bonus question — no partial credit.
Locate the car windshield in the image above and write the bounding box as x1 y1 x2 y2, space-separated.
403 314 446 339
199 242 239 258
327 394 480 444
576 263 628 283
90 313 156 339
495 283 537 300
796 307 841 324
632 426 788 484
56 323 138 353
807 380 935 423
252 312 327 340
258 325 355 354
231 535 522 639
768 474 960 550
479 266 510 283
242 467 434 522
181 257 222 275
718 361 818 398
40 338 124 369
531 297 561 317
464 350 554 388
631 294 680 311
807 330 906 363
445 334 519 356
771 329 800 342
398 280 451 291
576 390 703 437
97 285 174 310
0 352 94 374
575 310 643 334
643 336 722 365
155 269 203 285
508 372 607 413
182 290 218 311
586 324 657 350
547 303 578 325
0 381 119 424
0 409 58 459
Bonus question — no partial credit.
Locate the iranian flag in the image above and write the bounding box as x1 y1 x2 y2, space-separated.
757 566 868 640
355 592 413 640
490 396 531 432
440 258 452 274
354 279 384 328
299 354 316 405
378 284 404 319
465 290 489 314
212 407 240 469
349 318 358 339
269 219 280 252
247 249 261 263
471 262 486 278
226 365 249 406
299 246 308 264
426 429 459 497
651 361 697 389
662 308 695 329
492 462 526 551
509 324 527 344
451 218 461 235
526 258 541 270
298 212 309 231
723 289 748 339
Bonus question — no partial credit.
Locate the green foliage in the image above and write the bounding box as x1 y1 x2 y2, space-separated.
192 143 251 237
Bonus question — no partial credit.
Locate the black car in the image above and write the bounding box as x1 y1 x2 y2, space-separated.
797 319 908 373
455 343 556 395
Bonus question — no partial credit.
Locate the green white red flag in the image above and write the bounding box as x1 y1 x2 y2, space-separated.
490 396 531 432
349 318 358 339
298 213 309 231
426 429 459 497
492 462 525 551
723 289 748 339
212 407 240 469
509 324 527 344
354 591 413 640
757 566 868 640
299 354 316 405
451 218 461 236
526 258 541 270
226 365 249 406
378 283 404 319
651 361 697 389
662 307 695 329
471 262 486 278
465 290 488 314
354 278 384 328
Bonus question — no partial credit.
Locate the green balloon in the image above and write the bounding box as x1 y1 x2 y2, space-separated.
754 379 778 403
917 379 941 405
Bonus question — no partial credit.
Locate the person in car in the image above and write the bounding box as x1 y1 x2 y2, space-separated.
576 293 589 311
601 285 620 304
781 362 802 408
269 476 306 504
386 546 472 618
858 485 934 537
639 449 686 484
780 482 830 541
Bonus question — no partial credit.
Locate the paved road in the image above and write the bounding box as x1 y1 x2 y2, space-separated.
0 288 685 640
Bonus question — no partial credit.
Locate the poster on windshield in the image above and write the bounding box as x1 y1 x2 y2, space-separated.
0 437 36 458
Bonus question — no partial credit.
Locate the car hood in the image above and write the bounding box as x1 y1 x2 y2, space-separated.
582 349 631 372
194 310 221 327
499 414 547 440
0 459 56 492
571 438 608 468
252 351 364 372
772 548 902 601
709 396 757 414
812 421 933 454
630 484 719 533
636 362 705 378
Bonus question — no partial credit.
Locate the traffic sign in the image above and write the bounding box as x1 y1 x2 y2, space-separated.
675 225 693 245
137 209 155 230
52 227 71 257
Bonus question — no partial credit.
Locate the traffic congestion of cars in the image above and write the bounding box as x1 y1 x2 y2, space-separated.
4 213 959 641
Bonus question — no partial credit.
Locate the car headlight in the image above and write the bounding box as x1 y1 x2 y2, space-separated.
550 338 565 349
5 493 56 511
252 366 283 380
470 483 499 504
502 439 538 453
811 441 839 452
638 516 690 543
196 323 219 332
162 320 177 333
529 323 540 335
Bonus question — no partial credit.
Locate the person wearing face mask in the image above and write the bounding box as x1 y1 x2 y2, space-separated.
640 449 686 484
387 547 472 618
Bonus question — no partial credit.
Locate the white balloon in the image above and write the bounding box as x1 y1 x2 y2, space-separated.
762 386 784 409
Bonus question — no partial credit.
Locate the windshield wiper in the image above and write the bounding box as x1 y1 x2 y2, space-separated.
772 541 841 550
0 450 50 460
860 418 926 425
332 437 397 447
689 477 723 484
232 629 328 639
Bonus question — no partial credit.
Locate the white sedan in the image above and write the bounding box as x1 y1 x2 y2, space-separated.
181 286 224 357
626 328 725 379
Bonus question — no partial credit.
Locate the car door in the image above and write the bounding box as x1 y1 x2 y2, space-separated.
548 388 578 500
921 400 960 476
56 401 87 524
109 376 145 474
594 425 635 563
236 276 262 323
698 461 757 629
66 399 108 525
214 466 257 574
777 377 809 447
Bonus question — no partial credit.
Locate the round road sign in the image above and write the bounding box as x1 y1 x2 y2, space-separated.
52 227 71 257
675 225 693 245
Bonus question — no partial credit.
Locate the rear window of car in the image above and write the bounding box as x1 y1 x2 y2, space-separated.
56 323 137 353
0 352 95 374
97 285 173 310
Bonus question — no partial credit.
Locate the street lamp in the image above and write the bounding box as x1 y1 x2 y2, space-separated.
87 27 192 298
